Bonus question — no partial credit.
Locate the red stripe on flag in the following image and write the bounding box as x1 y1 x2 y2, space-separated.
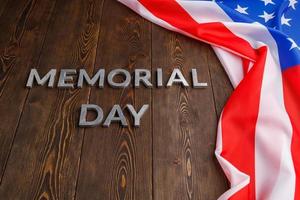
138 0 258 61
282 66 300 200
221 47 267 200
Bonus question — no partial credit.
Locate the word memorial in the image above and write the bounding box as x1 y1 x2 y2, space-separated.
26 68 208 128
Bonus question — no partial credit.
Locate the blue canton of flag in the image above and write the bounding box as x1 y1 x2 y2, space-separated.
214 0 300 70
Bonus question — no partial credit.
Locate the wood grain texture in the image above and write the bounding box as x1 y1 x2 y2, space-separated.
0 0 104 199
207 49 233 118
76 1 152 199
152 25 228 200
0 0 56 183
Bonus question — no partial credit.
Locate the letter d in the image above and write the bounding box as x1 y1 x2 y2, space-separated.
79 104 103 127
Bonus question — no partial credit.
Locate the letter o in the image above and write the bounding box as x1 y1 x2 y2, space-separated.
107 69 131 88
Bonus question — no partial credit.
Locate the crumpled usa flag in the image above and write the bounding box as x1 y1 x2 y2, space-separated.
118 0 300 199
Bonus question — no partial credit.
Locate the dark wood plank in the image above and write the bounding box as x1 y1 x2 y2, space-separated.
152 26 228 199
76 1 152 199
0 0 9 17
207 49 233 118
0 0 104 199
0 0 56 182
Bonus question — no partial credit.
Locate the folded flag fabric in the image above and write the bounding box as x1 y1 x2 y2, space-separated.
118 0 300 199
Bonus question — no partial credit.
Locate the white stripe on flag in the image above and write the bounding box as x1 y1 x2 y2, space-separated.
212 46 244 88
176 1 231 23
255 47 295 200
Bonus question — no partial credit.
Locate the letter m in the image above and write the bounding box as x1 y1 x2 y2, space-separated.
26 69 57 88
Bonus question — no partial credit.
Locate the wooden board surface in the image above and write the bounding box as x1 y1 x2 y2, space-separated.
0 0 232 199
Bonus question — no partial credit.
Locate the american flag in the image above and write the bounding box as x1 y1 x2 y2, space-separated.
118 0 300 199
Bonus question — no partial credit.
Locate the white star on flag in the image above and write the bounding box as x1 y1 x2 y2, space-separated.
235 5 248 14
281 14 292 26
259 11 275 22
261 0 275 6
287 38 300 50
289 0 298 9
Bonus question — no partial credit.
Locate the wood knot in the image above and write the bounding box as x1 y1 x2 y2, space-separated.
120 174 126 188
187 158 192 177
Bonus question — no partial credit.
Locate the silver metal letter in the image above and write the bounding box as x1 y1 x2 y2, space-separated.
134 69 152 88
26 69 56 88
107 69 131 88
192 69 208 88
58 69 77 88
79 104 103 127
156 68 163 87
127 104 149 127
166 68 189 87
103 105 128 127
78 69 105 88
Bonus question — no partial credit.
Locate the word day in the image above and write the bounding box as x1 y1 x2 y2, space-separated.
79 104 149 127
